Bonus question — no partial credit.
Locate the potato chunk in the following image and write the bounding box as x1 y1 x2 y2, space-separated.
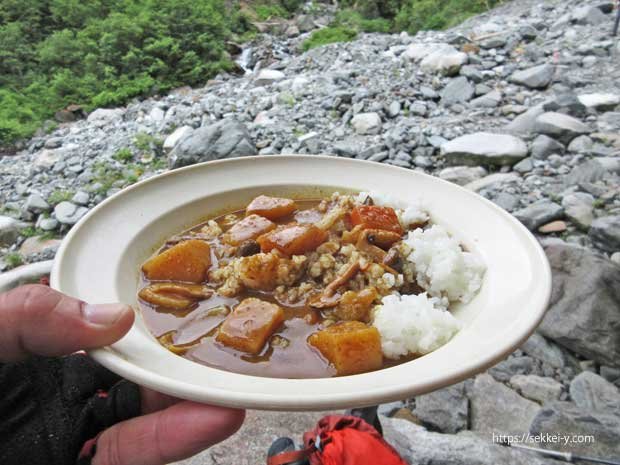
309 321 382 376
246 195 297 220
257 224 327 256
334 287 378 322
142 240 211 283
216 298 284 354
222 214 276 246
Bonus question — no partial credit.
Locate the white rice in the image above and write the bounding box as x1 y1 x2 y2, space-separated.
404 225 486 304
372 293 461 359
355 191 486 358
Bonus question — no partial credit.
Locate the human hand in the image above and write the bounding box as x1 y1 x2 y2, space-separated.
0 284 245 465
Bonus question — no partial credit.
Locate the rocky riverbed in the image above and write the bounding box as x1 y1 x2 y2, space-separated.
1 0 619 463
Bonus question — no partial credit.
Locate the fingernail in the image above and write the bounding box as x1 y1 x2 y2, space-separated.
83 303 131 326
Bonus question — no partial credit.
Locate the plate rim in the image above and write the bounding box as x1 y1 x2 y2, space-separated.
51 155 552 410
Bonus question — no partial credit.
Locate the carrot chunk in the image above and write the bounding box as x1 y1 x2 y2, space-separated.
222 214 276 246
257 224 327 256
309 321 383 376
142 240 211 283
216 298 284 354
350 205 403 235
246 195 297 220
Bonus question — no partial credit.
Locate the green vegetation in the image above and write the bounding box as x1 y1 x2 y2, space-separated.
254 3 290 21
303 0 502 50
113 147 134 163
302 26 358 51
20 226 56 240
4 252 24 269
134 132 162 153
394 0 503 34
48 189 74 205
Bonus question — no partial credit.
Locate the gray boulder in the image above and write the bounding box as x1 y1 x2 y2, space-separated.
440 77 475 105
561 192 594 230
530 134 565 160
420 45 468 76
54 201 88 225
438 166 487 186
168 119 257 169
24 194 50 213
163 125 193 152
572 5 608 25
351 112 382 135
441 132 527 166
0 216 29 246
565 159 608 186
383 417 566 465
470 90 502 108
505 104 545 135
513 200 563 231
510 375 563 403
509 64 555 89
530 402 620 457
413 382 468 433
470 374 541 439
578 93 620 111
488 356 540 382
535 112 590 144
570 371 620 415
589 216 620 253
520 332 570 369
539 242 620 367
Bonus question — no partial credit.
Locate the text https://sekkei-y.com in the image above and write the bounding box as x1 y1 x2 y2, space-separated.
492 432 595 447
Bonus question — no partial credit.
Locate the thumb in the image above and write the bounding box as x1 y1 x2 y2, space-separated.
0 284 134 362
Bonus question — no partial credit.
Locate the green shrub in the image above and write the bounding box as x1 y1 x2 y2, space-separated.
113 147 133 163
394 0 503 34
302 26 358 51
48 189 74 205
0 0 252 146
254 3 289 20
4 252 23 269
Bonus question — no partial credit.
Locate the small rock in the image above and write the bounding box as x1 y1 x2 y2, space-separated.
148 107 165 122
505 104 545 135
24 194 50 213
589 215 620 253
0 216 29 246
438 166 487 186
510 375 563 403
465 173 520 192
44 137 63 149
19 236 61 256
493 192 520 211
441 133 527 166
538 220 567 234
561 192 594 230
254 69 285 86
440 77 475 105
420 45 468 76
163 125 193 152
520 332 570 369
509 64 555 89
470 89 501 108
413 382 468 433
512 157 533 174
459 65 483 83
570 371 620 415
168 119 256 169
488 356 539 382
470 374 541 438
351 112 382 135
530 135 565 159
87 108 124 126
71 191 89 206
387 101 401 118
513 200 563 231
565 159 608 186
567 135 593 153
38 218 58 231
54 201 88 225
535 112 590 144
578 93 620 111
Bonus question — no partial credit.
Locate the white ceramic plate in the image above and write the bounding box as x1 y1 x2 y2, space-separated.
51 155 551 411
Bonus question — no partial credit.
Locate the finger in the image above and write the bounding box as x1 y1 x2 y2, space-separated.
0 284 134 362
93 402 245 465
139 387 180 414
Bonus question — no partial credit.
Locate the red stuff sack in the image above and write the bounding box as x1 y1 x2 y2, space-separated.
267 415 408 465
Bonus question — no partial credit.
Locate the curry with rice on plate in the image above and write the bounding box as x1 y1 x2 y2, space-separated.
137 191 486 378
